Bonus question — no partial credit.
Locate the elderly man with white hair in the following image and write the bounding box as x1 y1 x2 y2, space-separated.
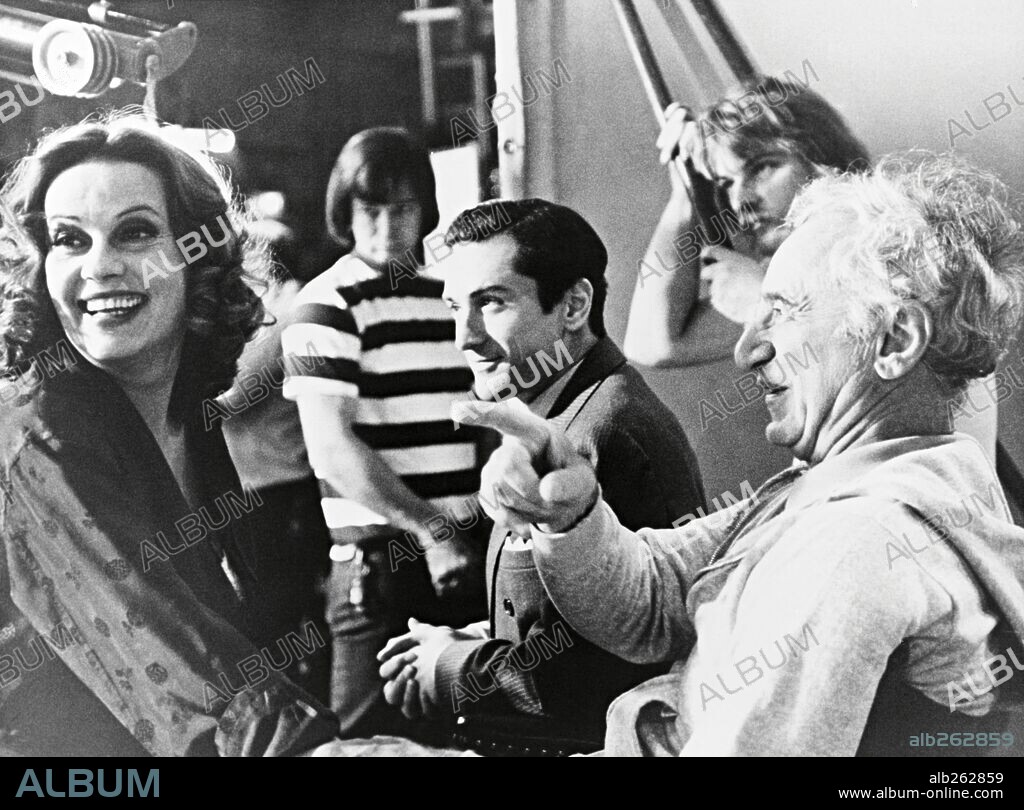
465 155 1024 756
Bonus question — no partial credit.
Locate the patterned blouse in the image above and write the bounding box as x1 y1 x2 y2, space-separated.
0 353 338 756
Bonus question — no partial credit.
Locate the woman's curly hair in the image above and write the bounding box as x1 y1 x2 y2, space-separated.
0 110 269 421
788 152 1024 395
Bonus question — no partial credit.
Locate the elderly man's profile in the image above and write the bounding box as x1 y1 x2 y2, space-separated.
469 153 1024 756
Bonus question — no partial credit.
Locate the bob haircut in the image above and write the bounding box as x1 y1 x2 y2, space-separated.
324 127 439 262
0 110 267 421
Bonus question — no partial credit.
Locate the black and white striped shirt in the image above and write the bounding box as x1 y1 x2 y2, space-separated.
282 254 480 541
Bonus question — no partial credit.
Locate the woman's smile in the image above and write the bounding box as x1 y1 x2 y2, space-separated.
44 160 188 383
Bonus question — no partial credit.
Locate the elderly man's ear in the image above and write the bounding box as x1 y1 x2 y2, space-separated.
874 301 933 381
561 278 594 332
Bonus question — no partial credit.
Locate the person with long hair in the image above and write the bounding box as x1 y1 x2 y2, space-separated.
0 112 338 756
626 75 997 463
625 76 870 366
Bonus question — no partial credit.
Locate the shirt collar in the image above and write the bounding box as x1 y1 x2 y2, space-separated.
527 357 584 418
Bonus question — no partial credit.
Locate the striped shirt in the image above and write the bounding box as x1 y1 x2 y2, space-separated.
282 254 480 541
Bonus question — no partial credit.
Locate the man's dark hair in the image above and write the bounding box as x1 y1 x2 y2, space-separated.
324 127 440 261
443 199 608 338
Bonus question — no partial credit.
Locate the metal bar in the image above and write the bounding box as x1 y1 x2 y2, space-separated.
413 0 437 126
14 0 173 34
654 0 734 96
611 0 672 118
610 0 713 234
0 4 49 61
688 0 757 82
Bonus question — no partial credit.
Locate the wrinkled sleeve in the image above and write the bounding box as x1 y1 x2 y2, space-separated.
531 498 730 663
680 507 930 756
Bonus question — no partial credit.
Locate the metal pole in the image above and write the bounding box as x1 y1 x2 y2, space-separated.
610 0 713 234
688 0 757 82
413 0 437 126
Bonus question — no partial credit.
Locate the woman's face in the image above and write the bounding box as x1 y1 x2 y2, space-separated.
43 159 188 382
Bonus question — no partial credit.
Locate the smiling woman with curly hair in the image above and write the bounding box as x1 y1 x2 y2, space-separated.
0 113 338 757
0 113 266 414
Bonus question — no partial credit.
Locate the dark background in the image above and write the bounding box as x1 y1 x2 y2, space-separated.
0 0 495 279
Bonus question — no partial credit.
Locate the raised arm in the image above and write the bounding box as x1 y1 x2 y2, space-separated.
626 201 741 367
624 105 744 368
459 399 726 662
532 498 723 663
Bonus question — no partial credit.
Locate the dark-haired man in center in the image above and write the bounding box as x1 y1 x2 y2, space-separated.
378 198 706 751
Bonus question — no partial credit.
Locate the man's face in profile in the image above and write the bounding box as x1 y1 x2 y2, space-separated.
735 217 876 463
442 234 568 401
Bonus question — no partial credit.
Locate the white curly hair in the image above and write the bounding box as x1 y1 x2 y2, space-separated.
787 152 1024 393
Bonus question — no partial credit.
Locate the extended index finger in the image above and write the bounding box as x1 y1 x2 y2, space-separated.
452 398 552 456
